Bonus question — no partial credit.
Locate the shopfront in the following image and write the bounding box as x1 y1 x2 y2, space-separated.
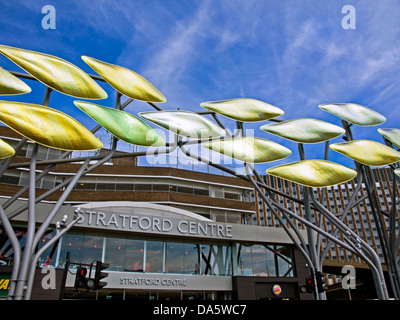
0 201 312 300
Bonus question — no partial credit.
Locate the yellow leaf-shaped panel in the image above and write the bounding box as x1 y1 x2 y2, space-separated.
266 160 357 188
319 103 386 126
202 137 292 163
82 56 165 103
260 118 345 143
395 168 400 177
200 98 284 122
139 110 226 139
0 67 31 95
378 128 400 149
74 101 165 147
0 45 107 99
0 101 103 151
0 138 15 159
330 140 400 166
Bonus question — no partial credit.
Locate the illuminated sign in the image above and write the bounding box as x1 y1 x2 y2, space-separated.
272 284 282 296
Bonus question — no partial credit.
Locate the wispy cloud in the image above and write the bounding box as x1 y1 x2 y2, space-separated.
139 1 211 100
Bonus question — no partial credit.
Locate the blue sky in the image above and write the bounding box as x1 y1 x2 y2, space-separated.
1 0 400 173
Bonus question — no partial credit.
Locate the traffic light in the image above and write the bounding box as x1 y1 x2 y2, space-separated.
92 261 109 290
305 277 314 293
316 271 328 292
74 266 88 289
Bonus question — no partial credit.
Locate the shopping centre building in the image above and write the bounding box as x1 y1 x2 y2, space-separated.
0 126 312 300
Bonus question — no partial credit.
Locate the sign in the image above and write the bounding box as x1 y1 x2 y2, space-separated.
272 284 282 296
0 274 11 297
67 271 233 291
76 210 233 239
120 276 188 288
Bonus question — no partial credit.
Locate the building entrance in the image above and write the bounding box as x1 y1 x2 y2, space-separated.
63 288 232 300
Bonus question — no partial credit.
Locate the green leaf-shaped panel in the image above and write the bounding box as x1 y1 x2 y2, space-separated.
319 103 386 126
0 45 107 99
202 137 292 163
74 101 165 147
82 56 165 103
0 138 15 159
0 101 103 151
267 160 357 188
0 67 31 95
139 110 226 139
200 98 284 122
260 118 345 143
330 140 400 166
378 128 400 149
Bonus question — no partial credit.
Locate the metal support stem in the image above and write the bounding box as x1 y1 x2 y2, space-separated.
245 166 314 268
297 143 323 299
0 205 21 300
310 191 389 300
24 216 80 300
319 174 364 264
342 120 398 298
13 143 38 300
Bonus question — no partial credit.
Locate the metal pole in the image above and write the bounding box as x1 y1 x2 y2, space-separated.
13 143 38 300
0 205 21 300
310 191 389 300
271 186 387 299
245 166 314 269
319 174 364 265
389 167 400 297
297 143 323 299
25 216 79 299
59 252 70 300
342 120 397 298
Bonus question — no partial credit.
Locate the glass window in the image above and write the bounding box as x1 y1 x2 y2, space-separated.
0 174 19 185
276 245 295 277
0 228 24 266
237 244 294 277
251 244 275 276
166 242 183 273
166 242 199 274
59 234 103 266
59 234 84 268
135 184 152 191
116 184 134 191
105 238 127 271
202 244 232 276
177 186 194 194
146 241 163 273
96 183 115 191
152 184 170 192
81 235 103 265
225 192 239 200
125 239 144 272
193 188 209 196
76 183 96 190
237 244 253 276
37 231 59 267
